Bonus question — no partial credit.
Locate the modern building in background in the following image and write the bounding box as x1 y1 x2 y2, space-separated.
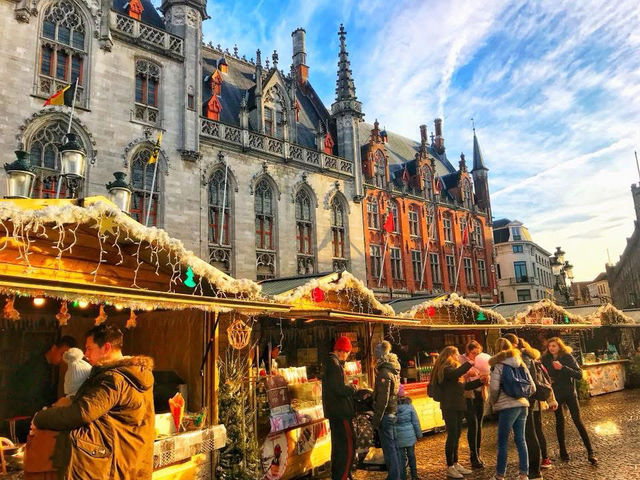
587 272 611 304
607 180 640 308
493 219 554 303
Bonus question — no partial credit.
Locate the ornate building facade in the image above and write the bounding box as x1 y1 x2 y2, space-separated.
0 0 497 302
360 120 497 304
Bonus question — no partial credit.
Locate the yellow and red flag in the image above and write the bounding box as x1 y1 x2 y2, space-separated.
148 132 162 164
43 82 76 107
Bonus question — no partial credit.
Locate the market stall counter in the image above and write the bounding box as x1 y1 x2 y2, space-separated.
0 197 287 479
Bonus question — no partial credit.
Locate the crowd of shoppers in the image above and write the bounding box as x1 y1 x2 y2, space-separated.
324 335 597 480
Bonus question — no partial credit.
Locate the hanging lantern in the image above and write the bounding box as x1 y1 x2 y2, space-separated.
126 309 137 329
95 304 107 325
4 150 36 199
56 301 71 326
3 297 20 321
311 287 325 303
227 317 252 350
106 172 132 212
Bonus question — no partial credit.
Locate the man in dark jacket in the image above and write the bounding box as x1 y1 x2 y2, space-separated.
322 336 357 480
33 324 155 480
372 341 402 480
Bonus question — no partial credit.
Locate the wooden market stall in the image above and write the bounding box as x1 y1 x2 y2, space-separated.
389 293 508 432
565 304 638 396
0 197 288 479
228 271 417 480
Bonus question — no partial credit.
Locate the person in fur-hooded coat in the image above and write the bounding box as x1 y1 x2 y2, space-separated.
33 324 155 480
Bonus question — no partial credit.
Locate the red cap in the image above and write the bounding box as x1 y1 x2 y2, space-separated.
334 336 353 353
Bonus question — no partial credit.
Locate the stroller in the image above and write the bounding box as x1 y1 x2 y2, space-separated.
352 389 385 469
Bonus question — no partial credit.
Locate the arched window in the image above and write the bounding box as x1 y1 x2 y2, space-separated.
135 59 161 125
390 202 399 232
463 180 473 209
331 196 349 271
423 167 433 199
374 150 386 188
208 168 232 274
264 85 284 138
295 189 315 275
130 148 161 227
38 1 87 105
28 121 86 198
473 219 483 247
255 179 276 280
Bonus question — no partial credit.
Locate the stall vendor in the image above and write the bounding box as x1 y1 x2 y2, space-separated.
6 335 77 442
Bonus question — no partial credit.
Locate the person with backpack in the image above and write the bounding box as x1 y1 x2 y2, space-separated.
488 337 536 480
505 334 557 480
429 346 485 479
394 385 422 480
541 337 597 465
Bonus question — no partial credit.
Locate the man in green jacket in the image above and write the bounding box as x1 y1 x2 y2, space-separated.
33 324 155 480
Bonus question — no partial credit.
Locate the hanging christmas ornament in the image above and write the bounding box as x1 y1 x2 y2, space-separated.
184 266 197 288
227 317 252 350
95 304 107 325
311 287 325 303
3 297 20 321
563 314 570 324
126 309 137 329
476 311 486 322
427 305 436 317
56 301 71 326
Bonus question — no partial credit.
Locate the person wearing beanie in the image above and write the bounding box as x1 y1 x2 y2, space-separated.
372 340 402 480
322 336 357 480
63 348 92 397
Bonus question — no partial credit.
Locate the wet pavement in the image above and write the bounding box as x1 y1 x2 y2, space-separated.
352 389 640 480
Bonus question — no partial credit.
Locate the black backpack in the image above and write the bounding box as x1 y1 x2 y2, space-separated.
530 360 553 401
427 379 443 402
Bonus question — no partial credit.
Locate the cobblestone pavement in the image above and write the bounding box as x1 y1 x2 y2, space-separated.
353 389 640 480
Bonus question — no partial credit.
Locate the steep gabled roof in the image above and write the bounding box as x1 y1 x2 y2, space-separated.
472 131 488 172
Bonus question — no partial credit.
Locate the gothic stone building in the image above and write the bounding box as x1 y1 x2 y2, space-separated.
0 0 365 281
0 0 497 299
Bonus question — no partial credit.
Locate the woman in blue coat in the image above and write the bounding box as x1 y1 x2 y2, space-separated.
395 385 423 480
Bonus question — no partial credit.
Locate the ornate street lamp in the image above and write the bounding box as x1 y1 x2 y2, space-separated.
564 262 574 281
58 132 86 198
550 246 574 305
554 246 565 265
4 150 36 198
106 172 132 212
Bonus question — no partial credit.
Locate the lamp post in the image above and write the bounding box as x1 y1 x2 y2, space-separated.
550 246 574 305
57 132 86 198
106 172 132 212
4 150 36 198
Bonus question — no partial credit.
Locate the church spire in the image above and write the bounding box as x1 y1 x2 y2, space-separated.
331 24 362 117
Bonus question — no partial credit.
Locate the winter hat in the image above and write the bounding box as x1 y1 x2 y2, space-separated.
374 341 392 360
334 336 353 352
63 347 92 396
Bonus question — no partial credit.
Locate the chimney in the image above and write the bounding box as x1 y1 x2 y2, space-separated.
434 118 444 153
292 28 308 84
419 124 427 145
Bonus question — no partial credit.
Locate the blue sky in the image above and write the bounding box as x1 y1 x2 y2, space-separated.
172 0 640 281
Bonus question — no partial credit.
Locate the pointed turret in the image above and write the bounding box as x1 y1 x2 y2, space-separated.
330 24 364 200
472 128 488 172
470 127 492 224
331 24 362 117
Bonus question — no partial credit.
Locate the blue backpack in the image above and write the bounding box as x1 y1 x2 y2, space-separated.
500 364 535 399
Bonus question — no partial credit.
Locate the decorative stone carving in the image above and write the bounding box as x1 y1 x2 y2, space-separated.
180 149 201 163
201 153 238 191
249 163 281 199
323 181 350 213
290 174 317 206
123 136 169 175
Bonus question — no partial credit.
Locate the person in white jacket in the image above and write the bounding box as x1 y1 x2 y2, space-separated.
488 338 536 480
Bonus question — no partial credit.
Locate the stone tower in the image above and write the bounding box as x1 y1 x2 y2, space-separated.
160 0 207 159
471 127 492 224
632 183 640 222
331 24 364 200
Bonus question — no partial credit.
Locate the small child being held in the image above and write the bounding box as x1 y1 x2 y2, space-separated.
63 347 92 397
394 385 423 480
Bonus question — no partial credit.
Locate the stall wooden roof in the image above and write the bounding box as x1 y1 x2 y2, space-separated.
505 299 591 327
397 293 508 327
262 271 396 317
0 197 286 313
570 304 636 326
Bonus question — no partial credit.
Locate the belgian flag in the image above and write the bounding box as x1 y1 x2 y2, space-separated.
43 80 77 107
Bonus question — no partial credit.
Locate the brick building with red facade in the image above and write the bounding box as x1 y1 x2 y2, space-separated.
359 119 497 304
